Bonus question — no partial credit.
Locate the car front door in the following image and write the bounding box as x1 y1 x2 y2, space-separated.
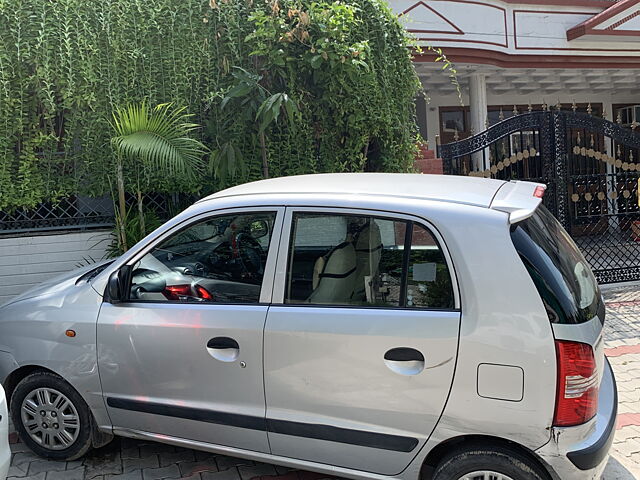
264 208 461 475
97 207 283 453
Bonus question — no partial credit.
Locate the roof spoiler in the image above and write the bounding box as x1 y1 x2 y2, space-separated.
490 180 546 224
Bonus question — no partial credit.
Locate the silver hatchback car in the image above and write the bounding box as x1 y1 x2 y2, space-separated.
0 174 616 480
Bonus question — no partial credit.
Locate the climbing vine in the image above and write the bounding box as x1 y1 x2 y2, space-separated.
0 0 422 210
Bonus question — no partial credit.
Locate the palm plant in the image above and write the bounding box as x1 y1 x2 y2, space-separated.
110 101 208 251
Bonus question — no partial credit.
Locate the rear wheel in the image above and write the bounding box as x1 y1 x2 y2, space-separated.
433 444 548 480
11 371 93 460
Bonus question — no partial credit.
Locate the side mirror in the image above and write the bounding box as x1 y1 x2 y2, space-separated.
250 220 269 239
106 265 132 304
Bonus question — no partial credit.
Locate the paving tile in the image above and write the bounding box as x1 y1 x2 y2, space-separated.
9 441 32 454
27 460 66 475
120 446 141 460
194 451 217 462
603 285 640 477
201 469 241 480
254 472 299 480
8 473 46 480
6 462 28 477
46 466 85 480
120 438 155 448
11 451 41 466
274 466 297 475
141 464 181 480
179 459 218 477
297 472 333 480
158 448 196 466
238 463 278 480
123 456 159 473
65 459 84 470
614 438 640 457
105 471 143 480
614 427 640 444
216 456 253 471
83 448 123 478
139 443 175 458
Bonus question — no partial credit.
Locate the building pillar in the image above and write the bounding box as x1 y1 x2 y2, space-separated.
469 73 488 170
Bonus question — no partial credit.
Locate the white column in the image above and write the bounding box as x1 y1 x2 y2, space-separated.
469 73 488 170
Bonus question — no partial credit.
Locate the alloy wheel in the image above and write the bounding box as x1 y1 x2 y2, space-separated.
457 472 515 480
20 387 80 450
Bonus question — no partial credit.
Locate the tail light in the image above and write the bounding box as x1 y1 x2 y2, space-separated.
533 185 546 198
553 340 598 427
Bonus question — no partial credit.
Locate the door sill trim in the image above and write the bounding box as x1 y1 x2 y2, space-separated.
112 427 395 480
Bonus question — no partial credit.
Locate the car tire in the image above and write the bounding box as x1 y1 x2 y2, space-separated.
432 443 549 480
10 371 93 461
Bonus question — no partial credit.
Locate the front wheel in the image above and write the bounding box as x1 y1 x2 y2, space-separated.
433 444 548 480
11 371 93 461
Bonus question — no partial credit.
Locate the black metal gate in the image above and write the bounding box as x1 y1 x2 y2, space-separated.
437 110 640 284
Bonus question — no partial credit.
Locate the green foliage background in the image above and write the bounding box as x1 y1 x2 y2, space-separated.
0 0 421 211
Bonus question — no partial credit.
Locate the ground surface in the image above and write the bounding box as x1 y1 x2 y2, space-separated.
6 283 640 480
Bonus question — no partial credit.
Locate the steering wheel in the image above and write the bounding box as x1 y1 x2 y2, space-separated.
235 233 264 275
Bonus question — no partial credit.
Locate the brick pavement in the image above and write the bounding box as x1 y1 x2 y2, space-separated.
602 284 640 480
5 283 640 480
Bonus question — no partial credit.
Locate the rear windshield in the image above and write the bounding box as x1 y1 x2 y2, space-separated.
510 205 604 324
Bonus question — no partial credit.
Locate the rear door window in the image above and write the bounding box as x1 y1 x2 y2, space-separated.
510 205 604 324
285 212 455 309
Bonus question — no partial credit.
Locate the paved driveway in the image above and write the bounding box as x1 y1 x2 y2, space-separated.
6 284 640 480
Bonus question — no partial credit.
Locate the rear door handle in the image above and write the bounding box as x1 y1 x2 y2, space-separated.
384 347 425 375
206 337 239 362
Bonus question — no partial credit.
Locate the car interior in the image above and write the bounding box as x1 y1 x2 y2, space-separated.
286 214 405 306
128 212 276 304
286 213 454 309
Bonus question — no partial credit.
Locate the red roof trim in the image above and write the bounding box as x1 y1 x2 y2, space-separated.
405 0 509 47
413 47 640 68
567 0 640 40
606 9 640 29
400 1 464 35
502 0 610 5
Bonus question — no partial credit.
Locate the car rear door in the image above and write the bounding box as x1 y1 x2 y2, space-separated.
263 207 461 475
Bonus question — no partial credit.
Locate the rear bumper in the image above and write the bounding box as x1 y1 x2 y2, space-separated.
535 357 617 480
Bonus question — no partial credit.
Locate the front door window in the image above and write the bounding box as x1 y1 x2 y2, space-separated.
129 211 277 304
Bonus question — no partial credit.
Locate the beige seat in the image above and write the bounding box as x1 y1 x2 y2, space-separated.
352 221 383 302
307 242 358 304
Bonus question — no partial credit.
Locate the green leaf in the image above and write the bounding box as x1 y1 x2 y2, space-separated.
111 101 208 181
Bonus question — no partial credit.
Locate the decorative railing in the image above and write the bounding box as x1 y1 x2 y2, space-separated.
438 109 640 284
0 193 183 236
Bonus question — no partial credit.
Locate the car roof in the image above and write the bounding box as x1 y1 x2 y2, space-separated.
200 173 507 208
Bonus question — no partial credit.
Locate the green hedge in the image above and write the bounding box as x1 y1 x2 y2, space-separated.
0 0 421 211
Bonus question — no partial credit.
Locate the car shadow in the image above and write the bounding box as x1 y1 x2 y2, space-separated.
602 456 638 479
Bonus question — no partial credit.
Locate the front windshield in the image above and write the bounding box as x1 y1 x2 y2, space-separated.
511 205 604 324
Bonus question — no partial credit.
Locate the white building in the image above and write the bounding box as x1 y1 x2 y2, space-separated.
390 0 640 147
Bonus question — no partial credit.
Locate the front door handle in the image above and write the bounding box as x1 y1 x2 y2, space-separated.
206 337 239 362
384 347 425 376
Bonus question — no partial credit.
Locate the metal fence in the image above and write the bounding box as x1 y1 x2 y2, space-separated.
0 193 183 236
438 109 640 284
